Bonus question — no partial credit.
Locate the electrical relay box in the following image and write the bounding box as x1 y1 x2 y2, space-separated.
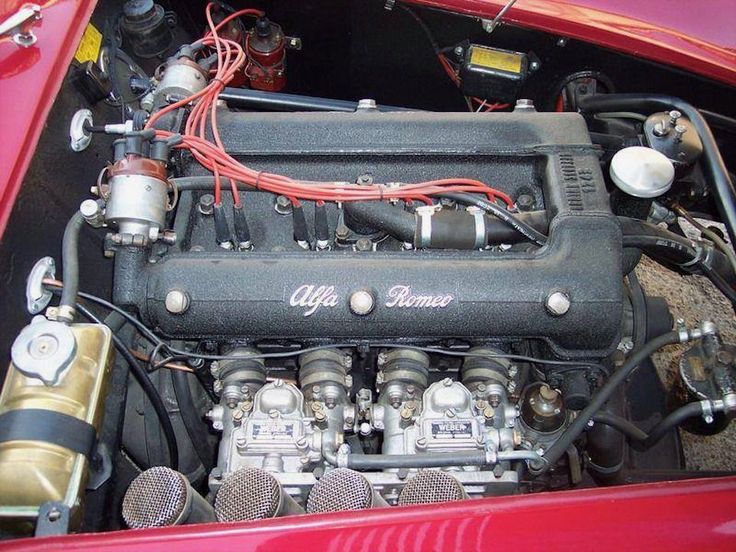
460 45 529 103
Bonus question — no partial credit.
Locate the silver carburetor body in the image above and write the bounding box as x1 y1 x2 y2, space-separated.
209 347 524 505
369 348 519 501
209 349 354 503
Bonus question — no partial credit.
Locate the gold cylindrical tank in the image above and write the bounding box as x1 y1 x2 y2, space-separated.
0 321 114 531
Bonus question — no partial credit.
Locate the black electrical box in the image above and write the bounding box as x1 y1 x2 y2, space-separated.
460 45 528 103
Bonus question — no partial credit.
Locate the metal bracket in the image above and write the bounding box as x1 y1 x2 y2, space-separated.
0 4 42 48
35 502 71 537
69 109 94 152
26 257 56 314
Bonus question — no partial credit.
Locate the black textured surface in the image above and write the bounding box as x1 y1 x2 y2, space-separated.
118 110 623 357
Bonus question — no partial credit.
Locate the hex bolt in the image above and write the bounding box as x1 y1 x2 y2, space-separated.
274 195 293 215
165 290 190 314
355 237 373 251
198 194 215 215
416 437 428 448
400 407 413 420
516 194 535 212
335 224 350 240
453 45 464 57
546 291 571 316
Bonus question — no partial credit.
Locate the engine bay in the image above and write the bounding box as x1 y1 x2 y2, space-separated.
0 0 735 538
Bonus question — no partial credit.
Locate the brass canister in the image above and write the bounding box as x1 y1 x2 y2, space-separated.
0 322 114 530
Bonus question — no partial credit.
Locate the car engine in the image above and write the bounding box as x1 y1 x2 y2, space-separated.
0 0 735 537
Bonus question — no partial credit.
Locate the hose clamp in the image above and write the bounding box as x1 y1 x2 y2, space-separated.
415 205 440 249
700 400 715 424
679 240 710 269
466 206 486 249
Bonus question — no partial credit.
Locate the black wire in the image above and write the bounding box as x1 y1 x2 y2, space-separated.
74 302 179 470
442 192 549 245
397 4 440 54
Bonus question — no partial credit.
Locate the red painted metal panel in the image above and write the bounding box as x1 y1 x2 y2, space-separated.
0 0 97 238
410 0 736 86
5 476 736 551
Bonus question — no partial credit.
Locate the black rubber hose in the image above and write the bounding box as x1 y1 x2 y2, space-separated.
440 192 548 245
343 201 415 243
619 217 736 283
74 302 179 470
586 387 626 485
171 369 213 471
346 451 488 469
540 331 681 472
579 94 736 244
59 211 85 320
627 272 648 351
344 201 550 246
592 402 710 451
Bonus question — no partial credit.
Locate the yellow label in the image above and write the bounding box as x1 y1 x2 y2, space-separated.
469 46 522 74
74 23 103 64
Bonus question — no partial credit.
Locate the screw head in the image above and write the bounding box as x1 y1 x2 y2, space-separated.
545 291 571 316
198 194 215 215
355 237 373 251
165 290 190 314
349 290 375 316
516 193 535 211
274 195 293 215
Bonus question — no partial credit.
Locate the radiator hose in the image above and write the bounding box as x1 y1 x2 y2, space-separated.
58 211 85 322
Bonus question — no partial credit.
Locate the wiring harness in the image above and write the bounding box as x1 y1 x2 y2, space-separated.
145 3 516 212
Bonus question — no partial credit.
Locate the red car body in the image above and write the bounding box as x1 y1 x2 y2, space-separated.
1 1 735 549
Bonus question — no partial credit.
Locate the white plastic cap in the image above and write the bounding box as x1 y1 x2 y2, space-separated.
609 146 675 199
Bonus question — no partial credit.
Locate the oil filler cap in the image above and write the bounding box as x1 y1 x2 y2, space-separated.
610 146 675 198
11 319 76 386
